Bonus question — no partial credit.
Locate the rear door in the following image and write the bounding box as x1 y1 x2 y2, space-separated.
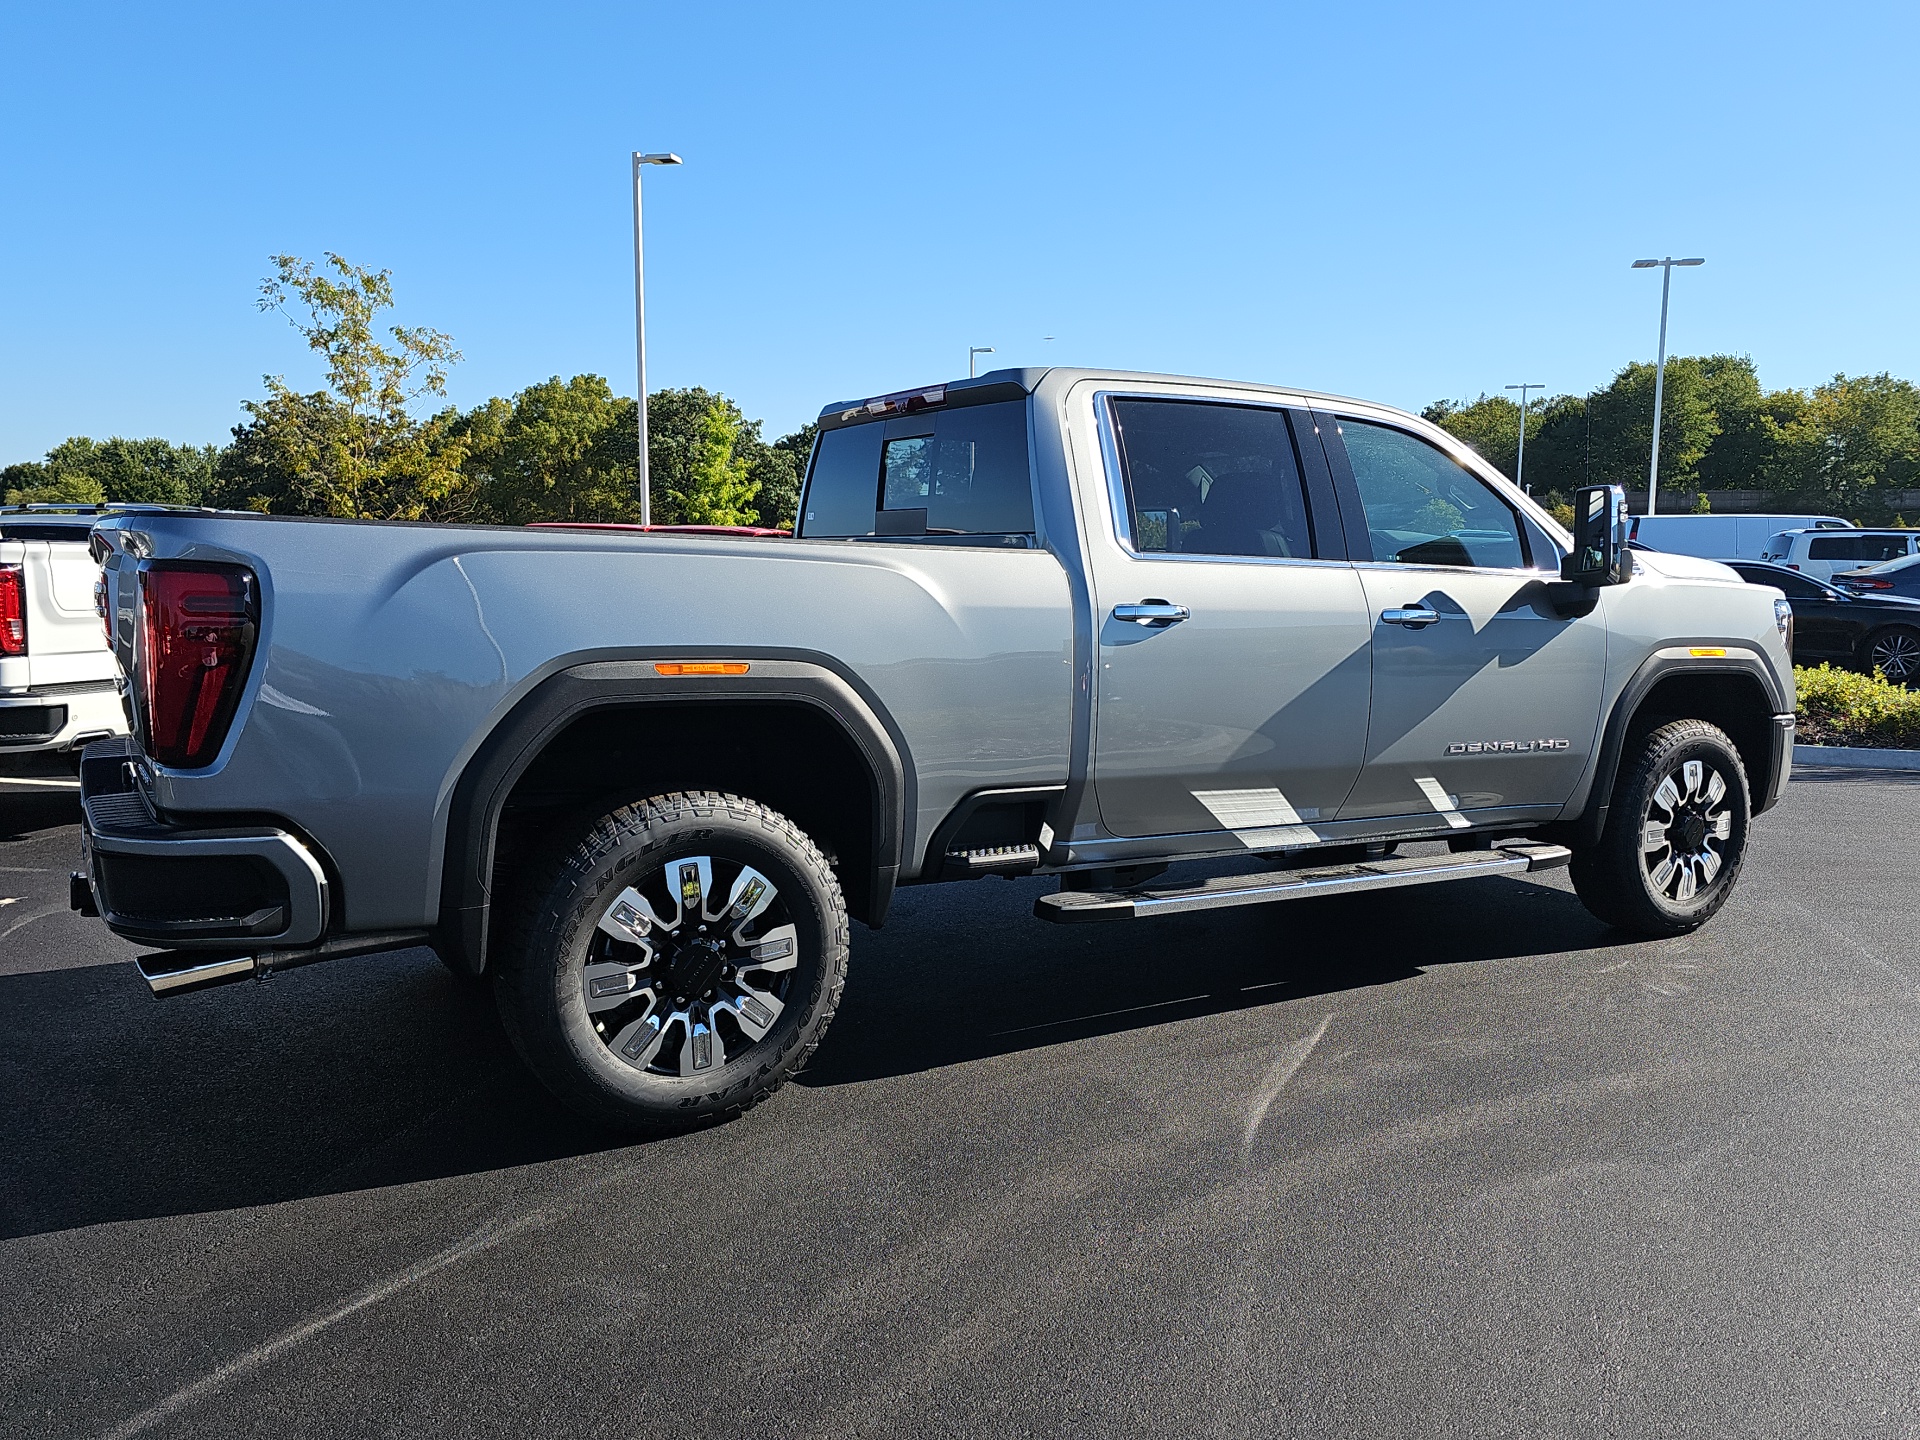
1084 394 1373 843
1319 412 1607 828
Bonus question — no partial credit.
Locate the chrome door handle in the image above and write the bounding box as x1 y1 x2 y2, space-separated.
1381 606 1441 628
1113 600 1190 627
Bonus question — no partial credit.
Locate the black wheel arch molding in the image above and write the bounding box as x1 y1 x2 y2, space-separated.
1558 646 1792 849
434 647 912 977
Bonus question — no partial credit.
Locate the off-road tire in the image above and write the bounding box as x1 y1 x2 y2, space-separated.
494 790 849 1134
1570 718 1750 937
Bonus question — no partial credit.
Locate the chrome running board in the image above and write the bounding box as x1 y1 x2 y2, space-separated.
1034 843 1572 924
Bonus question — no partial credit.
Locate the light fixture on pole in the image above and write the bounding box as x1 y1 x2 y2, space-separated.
1504 382 1545 494
633 150 683 527
969 346 995 378
1630 256 1705 516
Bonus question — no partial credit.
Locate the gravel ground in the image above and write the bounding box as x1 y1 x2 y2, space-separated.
3 768 1918 1439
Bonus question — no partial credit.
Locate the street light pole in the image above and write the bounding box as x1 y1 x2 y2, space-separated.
633 150 683 526
1631 256 1705 516
969 346 995 378
1504 382 1545 494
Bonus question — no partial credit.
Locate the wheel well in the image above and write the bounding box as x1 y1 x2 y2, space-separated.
1630 672 1777 799
492 700 883 926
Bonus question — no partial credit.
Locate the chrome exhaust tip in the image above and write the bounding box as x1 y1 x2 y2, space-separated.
135 952 257 997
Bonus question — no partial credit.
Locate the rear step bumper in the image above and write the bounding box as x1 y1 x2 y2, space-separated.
1035 843 1572 924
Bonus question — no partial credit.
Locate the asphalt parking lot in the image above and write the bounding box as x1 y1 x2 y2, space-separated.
5 768 1920 1439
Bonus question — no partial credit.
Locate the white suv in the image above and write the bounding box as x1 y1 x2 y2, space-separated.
1760 527 1920 581
0 508 127 772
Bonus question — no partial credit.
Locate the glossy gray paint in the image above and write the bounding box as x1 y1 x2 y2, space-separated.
87 367 1796 946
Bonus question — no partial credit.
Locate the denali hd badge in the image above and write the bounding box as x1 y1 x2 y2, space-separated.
1445 739 1570 755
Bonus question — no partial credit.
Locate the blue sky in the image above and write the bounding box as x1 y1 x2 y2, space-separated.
3 1 1915 461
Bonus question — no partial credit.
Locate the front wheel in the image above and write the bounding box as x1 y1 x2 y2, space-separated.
1569 719 1750 937
1864 626 1920 685
494 791 849 1133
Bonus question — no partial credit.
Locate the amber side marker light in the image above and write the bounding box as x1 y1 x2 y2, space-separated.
654 661 751 677
1688 647 1728 657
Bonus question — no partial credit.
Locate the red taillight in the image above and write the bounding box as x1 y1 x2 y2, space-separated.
0 566 23 656
138 563 257 768
1857 579 1893 590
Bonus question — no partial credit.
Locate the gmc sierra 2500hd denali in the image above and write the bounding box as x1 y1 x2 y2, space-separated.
76 368 1797 1132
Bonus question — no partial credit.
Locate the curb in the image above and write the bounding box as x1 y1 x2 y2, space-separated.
1794 743 1920 772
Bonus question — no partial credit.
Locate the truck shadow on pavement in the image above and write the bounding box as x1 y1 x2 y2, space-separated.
0 861 1615 1241
799 868 1617 1088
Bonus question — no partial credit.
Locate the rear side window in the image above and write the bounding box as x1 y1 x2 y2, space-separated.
1739 567 1824 598
1337 418 1527 569
1107 399 1315 558
797 400 1033 538
1860 535 1912 562
1807 536 1858 560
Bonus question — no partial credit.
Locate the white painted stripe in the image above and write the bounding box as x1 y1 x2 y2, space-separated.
0 775 80 790
1414 775 1472 830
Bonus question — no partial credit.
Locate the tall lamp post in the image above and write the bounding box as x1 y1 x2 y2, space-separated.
969 345 995 378
633 150 683 526
1504 382 1545 494
1631 256 1705 516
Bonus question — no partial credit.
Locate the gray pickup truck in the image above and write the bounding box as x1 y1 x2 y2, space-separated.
76 367 1797 1131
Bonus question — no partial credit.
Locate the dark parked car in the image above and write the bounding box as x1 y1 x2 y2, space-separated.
1728 560 1920 682
1832 552 1920 601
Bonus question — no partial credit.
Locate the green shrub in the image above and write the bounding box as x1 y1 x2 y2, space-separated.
1795 663 1920 748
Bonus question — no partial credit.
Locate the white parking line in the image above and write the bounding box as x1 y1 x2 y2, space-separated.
0 775 81 790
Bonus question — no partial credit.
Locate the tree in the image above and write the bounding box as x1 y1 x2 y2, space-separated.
3 436 217 506
457 375 639 524
221 253 468 518
752 422 815 531
1772 373 1920 515
667 400 760 525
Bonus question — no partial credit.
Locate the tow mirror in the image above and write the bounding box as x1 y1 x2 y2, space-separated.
1561 484 1630 587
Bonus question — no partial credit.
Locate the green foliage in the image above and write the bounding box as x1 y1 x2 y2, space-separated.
221 253 468 519
1428 356 1920 521
668 401 759 526
1691 491 1711 514
1796 663 1920 748
456 375 638 524
3 436 216 506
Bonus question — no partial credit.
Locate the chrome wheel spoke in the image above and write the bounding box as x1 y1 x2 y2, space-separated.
719 982 784 1041
1712 811 1732 840
1673 861 1699 902
1697 846 1723 884
1681 760 1704 800
665 856 716 930
1704 770 1726 807
1640 821 1671 854
584 961 654 1014
1652 775 1681 814
718 865 777 929
1650 854 1677 891
680 1012 724 1076
597 886 664 951
609 1005 670 1069
743 923 799 973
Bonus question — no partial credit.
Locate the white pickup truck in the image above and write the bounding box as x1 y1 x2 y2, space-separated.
0 507 127 770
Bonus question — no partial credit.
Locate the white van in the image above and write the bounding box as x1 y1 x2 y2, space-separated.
1628 513 1851 561
1759 527 1920 580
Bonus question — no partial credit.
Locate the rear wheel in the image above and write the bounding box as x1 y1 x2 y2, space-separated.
1570 719 1750 937
494 791 849 1133
1864 626 1920 684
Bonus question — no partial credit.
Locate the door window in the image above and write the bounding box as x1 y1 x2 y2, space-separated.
1337 418 1528 569
1107 399 1316 558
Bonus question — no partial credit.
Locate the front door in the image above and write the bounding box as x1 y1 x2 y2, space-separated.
1086 395 1373 843
1322 413 1607 827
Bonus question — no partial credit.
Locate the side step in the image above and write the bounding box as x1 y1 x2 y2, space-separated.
1034 843 1571 924
944 843 1041 877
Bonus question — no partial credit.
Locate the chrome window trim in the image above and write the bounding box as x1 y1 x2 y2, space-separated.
1090 388 1349 571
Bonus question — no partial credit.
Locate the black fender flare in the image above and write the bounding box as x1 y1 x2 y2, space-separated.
435 653 910 975
1569 649 1789 848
